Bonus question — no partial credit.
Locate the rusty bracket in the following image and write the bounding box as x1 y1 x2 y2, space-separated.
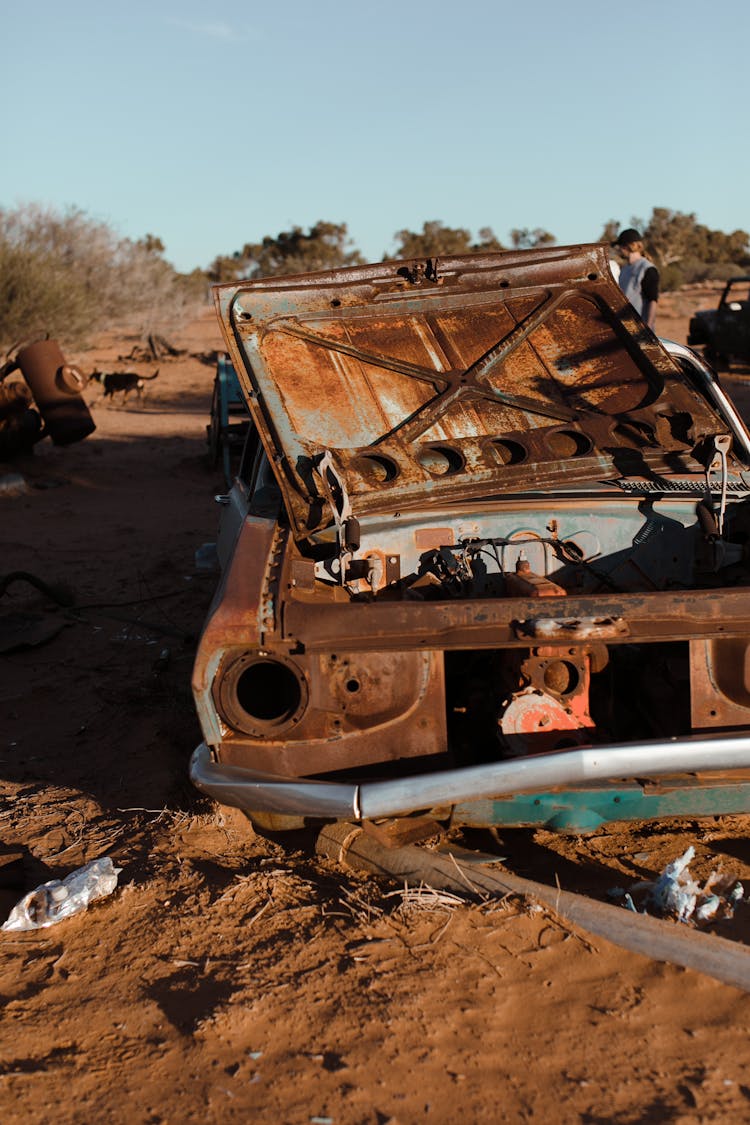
513 615 629 641
704 433 732 536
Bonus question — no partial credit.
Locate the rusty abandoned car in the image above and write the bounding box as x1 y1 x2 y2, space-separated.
688 275 750 371
191 244 750 832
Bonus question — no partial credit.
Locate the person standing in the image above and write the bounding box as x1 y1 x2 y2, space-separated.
613 228 659 330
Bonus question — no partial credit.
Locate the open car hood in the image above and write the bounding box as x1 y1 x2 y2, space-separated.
215 244 743 541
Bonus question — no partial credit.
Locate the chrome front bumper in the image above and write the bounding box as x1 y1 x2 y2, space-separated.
191 733 750 820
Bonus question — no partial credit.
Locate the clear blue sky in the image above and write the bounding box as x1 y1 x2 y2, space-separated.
3 0 748 273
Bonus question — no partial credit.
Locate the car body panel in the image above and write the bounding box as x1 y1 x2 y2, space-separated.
216 245 730 537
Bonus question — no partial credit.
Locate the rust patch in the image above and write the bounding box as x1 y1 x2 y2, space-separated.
414 527 455 549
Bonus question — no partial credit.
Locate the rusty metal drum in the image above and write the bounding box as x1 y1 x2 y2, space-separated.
15 340 95 445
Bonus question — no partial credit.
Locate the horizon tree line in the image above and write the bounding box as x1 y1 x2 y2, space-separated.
1 203 748 349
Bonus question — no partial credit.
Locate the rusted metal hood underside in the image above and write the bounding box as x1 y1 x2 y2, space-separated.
215 244 735 541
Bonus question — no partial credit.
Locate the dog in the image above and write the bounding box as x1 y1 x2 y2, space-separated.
90 368 159 403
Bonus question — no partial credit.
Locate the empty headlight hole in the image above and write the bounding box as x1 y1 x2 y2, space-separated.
218 654 309 736
236 660 301 722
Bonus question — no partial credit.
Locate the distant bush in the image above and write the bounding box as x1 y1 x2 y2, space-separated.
0 204 206 352
660 259 747 291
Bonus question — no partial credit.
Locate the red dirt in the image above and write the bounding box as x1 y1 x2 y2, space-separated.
3 301 750 1124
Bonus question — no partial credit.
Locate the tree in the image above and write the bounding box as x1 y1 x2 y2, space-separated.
393 221 473 258
137 233 166 256
699 226 750 264
391 221 505 258
475 227 506 252
509 228 556 250
639 208 700 268
207 250 248 284
208 221 364 282
638 208 750 287
598 220 620 245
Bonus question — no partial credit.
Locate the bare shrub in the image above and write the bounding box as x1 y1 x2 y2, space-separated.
0 204 206 351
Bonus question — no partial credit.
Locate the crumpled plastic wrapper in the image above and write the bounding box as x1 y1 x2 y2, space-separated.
613 846 744 925
1 857 121 932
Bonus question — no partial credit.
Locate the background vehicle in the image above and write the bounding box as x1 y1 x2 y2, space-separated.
206 352 251 487
688 276 750 370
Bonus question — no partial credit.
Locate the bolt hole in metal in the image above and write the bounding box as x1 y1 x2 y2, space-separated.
587 272 598 281
235 660 303 724
543 660 579 695
546 430 593 458
346 678 361 693
491 439 527 465
331 298 341 307
417 445 464 476
354 454 399 483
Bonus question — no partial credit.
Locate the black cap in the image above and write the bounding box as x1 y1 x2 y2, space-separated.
612 228 642 247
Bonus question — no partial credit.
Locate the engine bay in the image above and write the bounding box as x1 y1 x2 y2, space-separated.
311 487 750 600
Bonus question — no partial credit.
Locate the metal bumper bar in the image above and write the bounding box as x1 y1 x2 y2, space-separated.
191 732 750 820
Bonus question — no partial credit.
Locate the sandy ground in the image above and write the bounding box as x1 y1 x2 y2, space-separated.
3 292 750 1124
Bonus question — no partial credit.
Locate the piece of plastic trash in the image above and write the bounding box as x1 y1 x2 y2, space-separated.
695 894 721 923
612 846 746 926
1 857 121 932
648 845 700 922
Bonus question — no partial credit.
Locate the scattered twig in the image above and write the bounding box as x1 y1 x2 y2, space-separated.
213 875 257 907
428 913 454 945
244 895 273 929
478 892 518 917
92 826 129 855
445 852 486 898
384 883 468 913
37 809 88 862
116 806 169 814
337 885 385 925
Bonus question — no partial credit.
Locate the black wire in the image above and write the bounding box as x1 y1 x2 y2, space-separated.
0 571 75 605
462 536 623 592
71 588 197 610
